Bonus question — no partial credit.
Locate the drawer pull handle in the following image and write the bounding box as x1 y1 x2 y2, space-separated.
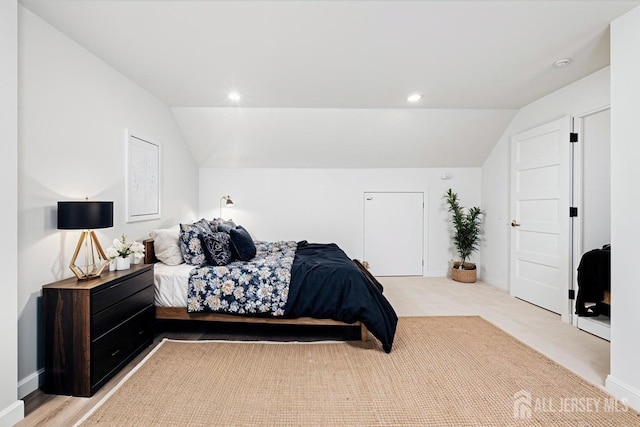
111 349 121 357
138 330 145 335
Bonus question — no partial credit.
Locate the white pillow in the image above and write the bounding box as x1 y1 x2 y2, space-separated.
149 226 184 266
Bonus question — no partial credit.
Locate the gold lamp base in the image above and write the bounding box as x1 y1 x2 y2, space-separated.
69 230 109 280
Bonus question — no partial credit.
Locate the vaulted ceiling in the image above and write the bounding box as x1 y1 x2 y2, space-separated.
20 0 640 167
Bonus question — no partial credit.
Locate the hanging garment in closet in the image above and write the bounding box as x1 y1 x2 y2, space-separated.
576 245 610 317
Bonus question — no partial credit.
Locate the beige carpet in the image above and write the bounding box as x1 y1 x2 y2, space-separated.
78 317 639 426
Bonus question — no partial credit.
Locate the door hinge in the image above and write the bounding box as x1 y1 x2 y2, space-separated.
569 207 578 217
570 132 578 143
568 289 576 300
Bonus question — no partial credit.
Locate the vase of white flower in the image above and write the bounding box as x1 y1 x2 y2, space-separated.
115 256 131 271
106 234 145 271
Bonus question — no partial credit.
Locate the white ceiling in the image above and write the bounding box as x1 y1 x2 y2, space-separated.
19 0 640 167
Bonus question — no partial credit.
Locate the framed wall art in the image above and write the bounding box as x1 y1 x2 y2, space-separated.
125 130 161 222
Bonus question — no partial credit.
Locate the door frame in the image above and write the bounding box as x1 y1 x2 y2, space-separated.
570 105 611 326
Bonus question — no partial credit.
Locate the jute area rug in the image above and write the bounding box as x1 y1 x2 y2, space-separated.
77 316 639 426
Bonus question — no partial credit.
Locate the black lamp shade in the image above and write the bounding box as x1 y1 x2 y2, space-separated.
57 201 114 230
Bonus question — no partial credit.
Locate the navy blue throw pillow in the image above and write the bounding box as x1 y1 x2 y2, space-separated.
202 232 233 266
229 226 257 261
216 218 237 233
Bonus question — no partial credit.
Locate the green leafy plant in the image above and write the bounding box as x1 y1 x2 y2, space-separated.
444 189 484 269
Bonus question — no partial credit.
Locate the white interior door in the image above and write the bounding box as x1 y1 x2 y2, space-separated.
364 192 423 276
510 116 571 321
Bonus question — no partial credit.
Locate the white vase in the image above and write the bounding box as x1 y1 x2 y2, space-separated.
115 256 131 271
109 259 117 271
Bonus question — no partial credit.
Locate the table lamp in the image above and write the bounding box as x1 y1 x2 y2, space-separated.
57 200 114 280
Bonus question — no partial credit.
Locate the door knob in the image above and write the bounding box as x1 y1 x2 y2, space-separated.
511 220 521 227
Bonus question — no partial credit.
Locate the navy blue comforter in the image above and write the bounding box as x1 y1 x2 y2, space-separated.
285 241 398 353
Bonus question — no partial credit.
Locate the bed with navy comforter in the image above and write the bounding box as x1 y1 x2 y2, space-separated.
148 216 397 352
286 241 397 353
185 240 397 352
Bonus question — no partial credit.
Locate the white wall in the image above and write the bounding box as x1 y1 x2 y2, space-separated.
0 0 24 425
17 7 199 397
481 67 611 290
199 168 481 277
607 5 640 411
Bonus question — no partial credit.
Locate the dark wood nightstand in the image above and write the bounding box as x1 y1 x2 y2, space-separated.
42 264 154 397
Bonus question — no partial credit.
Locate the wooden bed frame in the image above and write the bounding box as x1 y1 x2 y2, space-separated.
143 239 369 341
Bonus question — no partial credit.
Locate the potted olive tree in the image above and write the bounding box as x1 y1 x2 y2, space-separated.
444 189 484 283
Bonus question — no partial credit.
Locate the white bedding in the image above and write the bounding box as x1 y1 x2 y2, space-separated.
153 262 194 307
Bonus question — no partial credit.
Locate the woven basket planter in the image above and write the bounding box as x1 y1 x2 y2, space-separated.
451 262 477 283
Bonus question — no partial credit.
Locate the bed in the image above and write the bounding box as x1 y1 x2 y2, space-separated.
144 231 398 353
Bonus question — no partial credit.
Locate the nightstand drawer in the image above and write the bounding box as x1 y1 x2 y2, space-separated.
92 268 153 313
91 305 154 385
92 285 154 338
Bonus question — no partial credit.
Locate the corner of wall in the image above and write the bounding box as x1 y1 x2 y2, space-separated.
17 369 43 400
1 0 21 423
608 3 640 410
480 274 508 291
605 375 640 413
0 400 24 427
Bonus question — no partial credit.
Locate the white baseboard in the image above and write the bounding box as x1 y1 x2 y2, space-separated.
423 270 508 289
424 270 447 277
423 271 509 286
606 375 640 412
0 400 24 427
17 368 43 399
479 274 507 290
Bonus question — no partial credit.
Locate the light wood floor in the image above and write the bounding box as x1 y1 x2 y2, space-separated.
16 276 609 426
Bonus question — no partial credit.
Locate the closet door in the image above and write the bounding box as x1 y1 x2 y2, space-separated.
363 192 424 276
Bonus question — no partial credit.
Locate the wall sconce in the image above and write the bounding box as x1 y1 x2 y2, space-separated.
57 200 114 280
219 195 234 219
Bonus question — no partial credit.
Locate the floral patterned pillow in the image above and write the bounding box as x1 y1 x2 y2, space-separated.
209 218 222 231
193 218 214 233
201 232 233 266
179 219 213 266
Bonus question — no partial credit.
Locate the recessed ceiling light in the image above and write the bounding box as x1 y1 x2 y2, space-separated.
228 91 241 101
407 93 422 102
553 58 571 68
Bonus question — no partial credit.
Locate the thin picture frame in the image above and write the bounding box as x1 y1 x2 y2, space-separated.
125 130 161 222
